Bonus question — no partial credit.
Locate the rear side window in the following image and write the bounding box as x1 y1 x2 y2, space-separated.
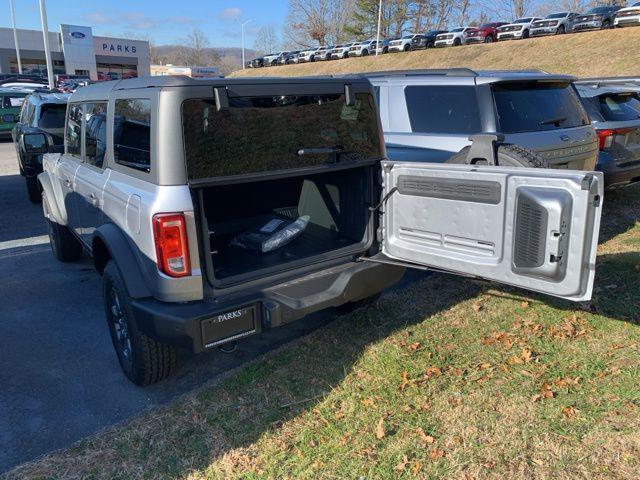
598 94 640 122
404 85 482 134
38 104 66 129
65 103 82 156
114 99 151 173
85 103 108 168
2 94 25 108
493 82 589 133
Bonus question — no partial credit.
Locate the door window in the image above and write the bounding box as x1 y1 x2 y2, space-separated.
84 103 108 168
114 99 151 173
65 103 82 156
2 94 26 108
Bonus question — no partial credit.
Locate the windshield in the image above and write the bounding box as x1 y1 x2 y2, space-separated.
39 104 66 128
182 92 382 180
493 82 589 133
547 13 568 18
402 35 413 39
451 28 465 32
514 18 532 23
588 7 611 13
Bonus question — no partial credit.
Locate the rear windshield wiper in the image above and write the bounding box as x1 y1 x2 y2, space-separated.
297 147 344 163
539 116 567 127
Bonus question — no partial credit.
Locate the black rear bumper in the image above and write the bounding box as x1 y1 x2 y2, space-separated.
131 261 405 353
597 154 640 189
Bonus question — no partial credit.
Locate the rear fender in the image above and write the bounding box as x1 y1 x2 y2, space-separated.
93 223 153 298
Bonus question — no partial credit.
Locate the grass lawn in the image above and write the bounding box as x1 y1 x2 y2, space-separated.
7 184 640 480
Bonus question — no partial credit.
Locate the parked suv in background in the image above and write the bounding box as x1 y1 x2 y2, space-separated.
614 1 640 27
262 51 287 66
250 57 265 68
314 45 334 61
411 30 448 48
0 88 28 139
497 17 542 40
331 43 356 59
298 47 318 63
531 12 578 36
349 40 377 56
38 75 603 385
575 80 640 189
11 91 69 202
463 22 509 44
388 34 422 52
573 5 620 31
368 69 597 170
435 28 469 47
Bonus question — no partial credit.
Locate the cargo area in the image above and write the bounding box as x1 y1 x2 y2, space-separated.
198 166 374 284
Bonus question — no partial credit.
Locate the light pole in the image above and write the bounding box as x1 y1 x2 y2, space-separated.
8 0 22 74
241 19 253 69
375 0 383 56
38 0 55 89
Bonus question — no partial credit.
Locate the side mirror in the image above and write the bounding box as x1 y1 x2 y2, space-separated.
2 114 16 123
23 133 48 154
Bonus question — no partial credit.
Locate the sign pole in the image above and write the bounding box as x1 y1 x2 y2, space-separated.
38 0 55 89
8 0 22 74
375 0 383 56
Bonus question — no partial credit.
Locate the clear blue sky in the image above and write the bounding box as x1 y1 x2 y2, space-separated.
2 0 286 47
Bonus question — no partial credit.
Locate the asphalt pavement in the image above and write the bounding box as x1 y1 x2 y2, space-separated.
0 139 399 472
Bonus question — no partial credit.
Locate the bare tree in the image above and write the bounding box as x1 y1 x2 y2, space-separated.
457 0 473 26
175 29 219 66
253 24 280 54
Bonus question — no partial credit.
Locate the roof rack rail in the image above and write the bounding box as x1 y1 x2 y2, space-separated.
361 68 478 78
575 76 640 85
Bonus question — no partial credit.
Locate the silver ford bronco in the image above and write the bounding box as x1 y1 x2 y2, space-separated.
39 76 604 385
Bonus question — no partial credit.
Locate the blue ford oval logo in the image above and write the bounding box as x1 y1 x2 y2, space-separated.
71 31 85 39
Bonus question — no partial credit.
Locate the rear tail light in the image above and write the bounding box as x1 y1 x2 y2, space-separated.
152 213 191 277
597 128 633 151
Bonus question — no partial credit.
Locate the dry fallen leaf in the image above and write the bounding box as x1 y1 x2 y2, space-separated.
400 369 410 391
424 366 443 378
375 418 385 439
428 449 445 460
472 302 483 313
416 427 435 444
411 460 423 475
394 455 409 471
521 300 530 309
408 342 421 351
562 405 578 418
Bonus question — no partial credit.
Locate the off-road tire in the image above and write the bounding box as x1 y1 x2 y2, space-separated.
557 25 566 34
47 216 83 262
601 20 611 29
26 176 41 203
522 29 530 39
426 41 434 48
484 35 493 43
362 49 369 56
446 144 549 168
404 44 411 51
336 293 382 314
453 38 462 46
103 261 177 386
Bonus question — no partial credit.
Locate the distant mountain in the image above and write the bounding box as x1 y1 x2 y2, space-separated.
153 45 259 73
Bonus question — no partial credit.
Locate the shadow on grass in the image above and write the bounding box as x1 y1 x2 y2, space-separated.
598 184 640 244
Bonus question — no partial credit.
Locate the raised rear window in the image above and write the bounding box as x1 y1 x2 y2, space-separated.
493 82 589 133
182 92 382 180
595 93 640 122
404 85 482 134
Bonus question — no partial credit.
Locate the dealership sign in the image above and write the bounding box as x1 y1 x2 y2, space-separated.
100 42 138 54
60 24 93 46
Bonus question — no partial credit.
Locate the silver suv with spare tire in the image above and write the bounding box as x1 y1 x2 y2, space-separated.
369 69 598 169
39 76 603 385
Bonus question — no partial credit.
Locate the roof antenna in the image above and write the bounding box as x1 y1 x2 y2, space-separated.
214 86 228 111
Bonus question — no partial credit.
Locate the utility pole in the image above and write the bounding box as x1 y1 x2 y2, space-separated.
375 0 383 56
38 0 55 89
241 19 252 69
8 0 22 74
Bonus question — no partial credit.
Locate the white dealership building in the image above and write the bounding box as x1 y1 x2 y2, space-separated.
0 24 150 80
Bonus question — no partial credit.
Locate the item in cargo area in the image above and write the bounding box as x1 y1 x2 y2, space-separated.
230 215 311 253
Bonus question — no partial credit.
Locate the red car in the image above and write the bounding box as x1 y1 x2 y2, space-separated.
463 22 509 44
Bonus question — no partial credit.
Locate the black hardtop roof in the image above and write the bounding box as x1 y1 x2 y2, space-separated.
362 68 575 82
70 75 373 101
